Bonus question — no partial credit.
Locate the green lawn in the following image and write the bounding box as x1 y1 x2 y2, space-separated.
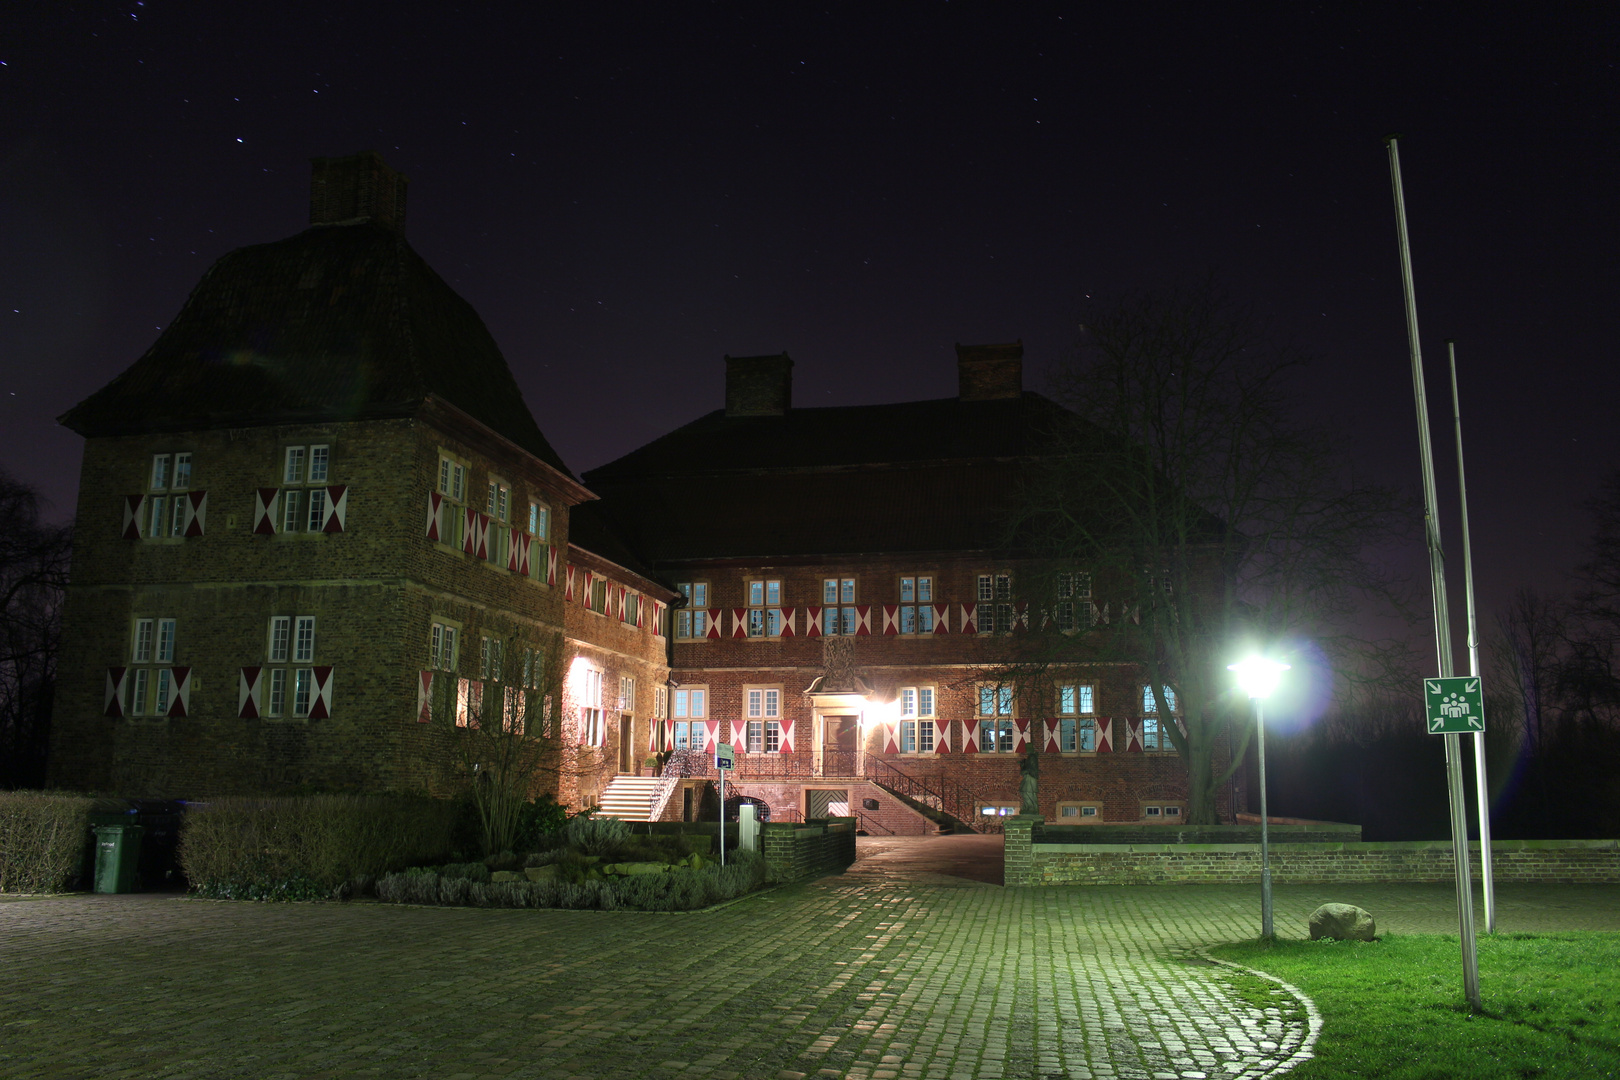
1208 933 1620 1079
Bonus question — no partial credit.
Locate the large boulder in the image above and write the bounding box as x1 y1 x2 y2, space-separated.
1309 903 1377 941
490 870 525 883
524 865 559 882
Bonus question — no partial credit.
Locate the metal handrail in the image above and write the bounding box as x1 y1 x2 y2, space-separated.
864 757 1004 834
646 747 708 822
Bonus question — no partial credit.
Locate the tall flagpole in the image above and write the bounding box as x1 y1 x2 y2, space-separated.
1386 135 1481 1011
1449 341 1496 933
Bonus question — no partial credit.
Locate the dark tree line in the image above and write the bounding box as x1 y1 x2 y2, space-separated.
0 472 72 789
1258 469 1620 840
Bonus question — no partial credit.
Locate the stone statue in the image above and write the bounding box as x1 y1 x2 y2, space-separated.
1019 748 1039 815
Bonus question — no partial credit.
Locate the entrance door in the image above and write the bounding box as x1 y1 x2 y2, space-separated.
821 715 857 776
619 715 634 773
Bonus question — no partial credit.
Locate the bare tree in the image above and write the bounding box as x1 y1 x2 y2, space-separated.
1010 284 1412 824
437 630 567 854
0 472 72 789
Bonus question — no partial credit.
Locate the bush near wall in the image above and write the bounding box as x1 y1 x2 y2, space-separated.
0 791 99 893
179 795 459 901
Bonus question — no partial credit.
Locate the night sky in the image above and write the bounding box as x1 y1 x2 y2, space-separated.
3 3 1615 652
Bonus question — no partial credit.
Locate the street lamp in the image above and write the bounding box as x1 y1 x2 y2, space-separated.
1229 656 1290 939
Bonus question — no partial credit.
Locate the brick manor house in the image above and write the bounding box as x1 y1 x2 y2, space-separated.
48 153 1241 833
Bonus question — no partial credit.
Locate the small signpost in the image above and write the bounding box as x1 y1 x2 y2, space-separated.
714 742 734 866
1425 677 1485 734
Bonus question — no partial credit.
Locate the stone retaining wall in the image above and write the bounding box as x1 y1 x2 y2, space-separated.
1004 815 1620 885
761 817 857 884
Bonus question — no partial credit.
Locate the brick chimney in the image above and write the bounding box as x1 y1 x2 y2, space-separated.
956 341 1024 401
309 151 408 230
725 353 794 417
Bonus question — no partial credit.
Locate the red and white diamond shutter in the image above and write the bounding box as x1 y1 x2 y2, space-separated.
1013 718 1031 753
704 718 721 748
960 717 978 753
778 717 794 753
932 604 950 633
882 718 901 755
309 667 335 720
462 507 478 555
881 605 899 634
1015 602 1029 631
238 667 262 719
547 545 558 585
647 719 658 752
517 533 532 577
417 671 434 723
425 491 442 541
582 570 595 607
705 610 722 639
122 495 147 539
475 513 490 560
167 667 192 717
254 489 279 534
565 565 577 602
804 606 822 637
506 528 520 572
855 605 872 635
1095 717 1114 753
1124 717 1144 752
777 608 794 636
731 609 748 638
1043 719 1061 754
104 667 128 717
959 603 978 634
182 491 208 537
319 486 347 532
934 718 951 752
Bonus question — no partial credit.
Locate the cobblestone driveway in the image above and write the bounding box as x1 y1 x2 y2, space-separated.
4 838 1617 1080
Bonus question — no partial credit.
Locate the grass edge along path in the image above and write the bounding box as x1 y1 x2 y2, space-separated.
1207 932 1620 1079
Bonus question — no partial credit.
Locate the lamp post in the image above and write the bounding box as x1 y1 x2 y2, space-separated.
1229 657 1290 940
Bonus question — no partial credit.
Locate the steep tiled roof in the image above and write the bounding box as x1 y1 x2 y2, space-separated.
59 222 569 474
583 392 1082 561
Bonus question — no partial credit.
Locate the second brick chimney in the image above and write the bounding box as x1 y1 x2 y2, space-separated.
309 151 409 231
725 353 794 416
956 341 1024 401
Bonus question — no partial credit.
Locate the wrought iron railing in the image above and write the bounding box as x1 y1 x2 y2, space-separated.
647 747 709 822
863 756 1004 834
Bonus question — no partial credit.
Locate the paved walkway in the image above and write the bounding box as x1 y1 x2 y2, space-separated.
3 837 1617 1080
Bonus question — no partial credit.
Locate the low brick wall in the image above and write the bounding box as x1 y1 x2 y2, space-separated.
1006 817 1620 886
761 817 857 884
1036 822 1362 846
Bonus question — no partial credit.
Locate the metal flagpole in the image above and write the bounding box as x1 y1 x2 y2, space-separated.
1256 697 1273 939
1449 340 1496 933
1385 135 1481 1011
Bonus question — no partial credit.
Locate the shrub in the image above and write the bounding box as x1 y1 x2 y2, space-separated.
375 846 769 912
438 861 491 882
0 791 97 893
563 813 628 855
179 795 458 900
512 795 569 851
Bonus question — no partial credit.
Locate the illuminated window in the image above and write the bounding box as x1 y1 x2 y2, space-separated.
676 582 709 638
674 685 708 751
746 579 783 637
977 573 1013 633
1057 683 1096 752
1055 572 1092 631
898 576 935 634
977 685 1014 752
899 686 936 752
746 686 781 752
281 444 331 533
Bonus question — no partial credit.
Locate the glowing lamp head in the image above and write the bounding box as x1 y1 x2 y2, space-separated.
1228 656 1290 700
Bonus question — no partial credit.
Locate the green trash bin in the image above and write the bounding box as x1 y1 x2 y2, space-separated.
93 824 145 894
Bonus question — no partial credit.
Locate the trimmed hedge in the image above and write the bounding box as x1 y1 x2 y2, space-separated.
377 849 768 911
179 795 459 901
0 791 98 893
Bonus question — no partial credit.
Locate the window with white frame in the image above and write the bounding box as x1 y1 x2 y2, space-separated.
430 620 460 671
265 614 317 717
898 576 935 634
146 453 193 538
127 616 178 715
619 675 635 714
655 685 668 722
676 582 708 638
589 576 609 615
280 444 331 533
673 685 707 750
622 591 641 626
1141 801 1185 822
1142 684 1178 751
746 579 782 637
1055 572 1092 631
977 573 1013 633
1055 801 1103 822
485 479 511 566
581 666 604 746
1057 683 1096 752
899 685 936 753
977 684 1015 752
746 686 781 752
435 454 467 547
822 577 856 635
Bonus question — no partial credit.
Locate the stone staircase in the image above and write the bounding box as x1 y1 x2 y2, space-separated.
598 774 661 821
